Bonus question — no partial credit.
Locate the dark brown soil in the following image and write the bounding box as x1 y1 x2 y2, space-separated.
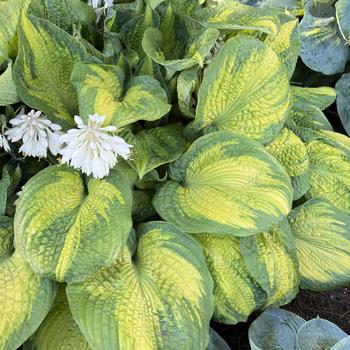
212 287 350 349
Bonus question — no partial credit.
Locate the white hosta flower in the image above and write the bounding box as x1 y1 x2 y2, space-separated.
5 109 62 158
0 133 10 152
60 114 132 179
91 0 113 9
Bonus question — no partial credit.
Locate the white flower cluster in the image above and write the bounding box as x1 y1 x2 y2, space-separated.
1 110 132 179
91 0 113 9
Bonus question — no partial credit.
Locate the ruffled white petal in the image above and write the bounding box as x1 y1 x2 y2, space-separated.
5 109 62 157
60 114 132 179
0 133 10 152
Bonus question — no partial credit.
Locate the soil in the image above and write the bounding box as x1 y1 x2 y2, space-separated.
212 287 350 349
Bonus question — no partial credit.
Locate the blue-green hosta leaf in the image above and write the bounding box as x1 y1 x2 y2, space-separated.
127 124 186 179
70 61 170 127
0 62 19 106
132 189 156 223
306 140 350 212
248 308 305 350
143 27 219 72
336 0 350 44
299 4 348 75
264 13 300 79
177 66 199 118
14 165 133 283
0 251 57 350
192 233 266 324
28 287 91 350
193 35 291 144
266 128 310 200
0 216 13 259
297 318 348 350
240 219 299 308
154 132 292 236
67 221 213 350
0 0 31 65
289 198 350 291
191 2 280 34
331 337 350 350
336 73 350 135
13 14 99 130
207 329 231 350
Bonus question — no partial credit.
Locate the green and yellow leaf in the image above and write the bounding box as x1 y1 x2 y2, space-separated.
0 252 56 350
193 35 291 144
0 62 19 106
193 233 265 325
71 61 171 127
289 198 350 291
153 131 292 236
13 14 99 130
14 165 133 283
67 221 213 350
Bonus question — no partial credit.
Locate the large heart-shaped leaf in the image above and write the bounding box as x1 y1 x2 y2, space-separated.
266 128 310 200
289 198 350 291
154 131 292 236
306 140 350 212
248 308 305 350
331 337 350 350
240 219 299 308
297 318 348 350
193 35 290 144
14 165 133 283
27 287 91 350
13 14 98 130
299 2 348 75
71 61 170 128
0 251 57 350
192 233 266 325
67 221 213 350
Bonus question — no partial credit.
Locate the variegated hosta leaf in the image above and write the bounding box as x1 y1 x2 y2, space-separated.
192 233 266 325
0 62 19 106
132 189 156 223
331 337 350 350
264 13 300 79
126 124 186 179
177 66 199 118
260 0 304 16
142 27 219 72
336 0 350 44
191 2 280 35
240 219 299 308
121 5 159 58
297 318 348 350
27 287 91 350
248 308 305 350
289 198 350 291
0 0 31 65
154 131 292 236
13 14 98 130
14 165 133 283
266 128 310 200
307 140 350 212
336 73 350 135
0 216 13 258
193 35 290 144
299 3 348 75
67 222 213 350
0 251 57 350
70 61 170 127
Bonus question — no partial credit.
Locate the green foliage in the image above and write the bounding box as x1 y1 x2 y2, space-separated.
0 0 348 348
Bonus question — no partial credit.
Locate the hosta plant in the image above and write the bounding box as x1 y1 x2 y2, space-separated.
249 308 350 350
0 0 349 349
